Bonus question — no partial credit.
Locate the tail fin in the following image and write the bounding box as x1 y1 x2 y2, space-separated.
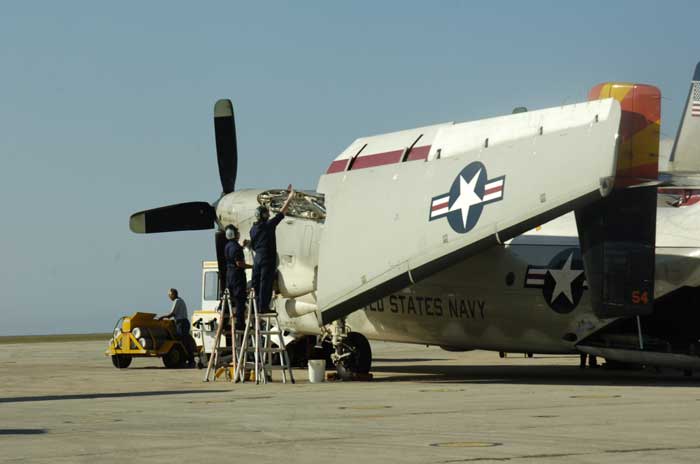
669 63 700 172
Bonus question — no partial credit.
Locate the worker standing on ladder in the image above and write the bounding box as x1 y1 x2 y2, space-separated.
224 224 251 329
250 185 294 313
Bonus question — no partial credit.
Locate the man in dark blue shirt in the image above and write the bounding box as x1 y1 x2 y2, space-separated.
250 187 294 313
224 225 251 329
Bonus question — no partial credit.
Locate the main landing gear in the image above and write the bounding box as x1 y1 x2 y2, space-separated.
330 319 372 380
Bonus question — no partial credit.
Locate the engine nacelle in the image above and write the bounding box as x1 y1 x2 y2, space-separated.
216 188 323 300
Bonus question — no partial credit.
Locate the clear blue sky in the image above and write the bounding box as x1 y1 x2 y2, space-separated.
1 1 697 335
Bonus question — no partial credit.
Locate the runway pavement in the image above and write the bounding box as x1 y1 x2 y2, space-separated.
2 339 700 463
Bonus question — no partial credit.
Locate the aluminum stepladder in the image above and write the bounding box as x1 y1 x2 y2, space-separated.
203 289 237 382
233 290 295 384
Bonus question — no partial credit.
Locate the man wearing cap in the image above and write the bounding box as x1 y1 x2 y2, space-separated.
224 224 251 329
250 187 295 313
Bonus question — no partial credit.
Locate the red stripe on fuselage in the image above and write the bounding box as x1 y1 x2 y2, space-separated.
484 186 502 195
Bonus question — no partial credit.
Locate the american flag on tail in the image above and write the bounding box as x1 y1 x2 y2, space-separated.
692 82 700 117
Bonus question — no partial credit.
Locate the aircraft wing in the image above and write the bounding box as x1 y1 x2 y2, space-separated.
316 98 622 325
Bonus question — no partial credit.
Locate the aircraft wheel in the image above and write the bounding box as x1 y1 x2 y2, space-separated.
336 332 372 378
111 354 132 369
162 345 186 368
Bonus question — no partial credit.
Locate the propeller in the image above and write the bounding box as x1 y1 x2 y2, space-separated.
129 99 240 296
214 99 238 194
129 201 215 233
129 98 238 234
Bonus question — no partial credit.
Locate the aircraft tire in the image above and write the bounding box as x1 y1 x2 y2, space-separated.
111 354 132 369
345 332 372 374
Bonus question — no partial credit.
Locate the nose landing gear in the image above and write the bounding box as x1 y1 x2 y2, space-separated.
330 319 372 380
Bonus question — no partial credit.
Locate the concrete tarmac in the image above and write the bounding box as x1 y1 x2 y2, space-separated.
2 340 700 463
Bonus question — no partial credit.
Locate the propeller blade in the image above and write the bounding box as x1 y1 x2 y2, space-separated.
129 202 216 234
215 230 227 298
214 99 238 194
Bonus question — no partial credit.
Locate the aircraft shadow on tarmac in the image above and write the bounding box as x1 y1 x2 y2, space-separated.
371 362 700 387
0 389 230 404
373 358 450 363
0 429 47 435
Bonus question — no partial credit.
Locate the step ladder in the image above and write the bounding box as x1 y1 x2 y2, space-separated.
234 291 295 384
203 289 237 382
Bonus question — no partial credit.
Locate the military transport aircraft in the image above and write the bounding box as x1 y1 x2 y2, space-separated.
130 63 700 377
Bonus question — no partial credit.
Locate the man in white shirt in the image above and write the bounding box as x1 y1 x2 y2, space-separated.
159 288 195 367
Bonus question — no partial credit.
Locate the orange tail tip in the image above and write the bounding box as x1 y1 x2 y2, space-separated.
589 83 661 187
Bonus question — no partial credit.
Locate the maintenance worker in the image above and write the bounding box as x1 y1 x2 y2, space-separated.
159 288 196 367
250 186 295 313
224 224 251 329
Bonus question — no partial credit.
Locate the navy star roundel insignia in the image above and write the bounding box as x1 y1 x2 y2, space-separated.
524 247 588 314
429 161 505 234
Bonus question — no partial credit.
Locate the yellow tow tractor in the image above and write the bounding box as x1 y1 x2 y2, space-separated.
106 312 191 369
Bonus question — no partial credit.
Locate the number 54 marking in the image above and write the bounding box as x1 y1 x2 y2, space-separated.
631 290 649 305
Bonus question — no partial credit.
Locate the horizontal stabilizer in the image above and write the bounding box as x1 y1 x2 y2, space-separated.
656 172 700 188
129 201 215 233
316 99 622 325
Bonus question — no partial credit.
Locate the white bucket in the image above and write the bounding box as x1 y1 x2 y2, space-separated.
307 359 326 383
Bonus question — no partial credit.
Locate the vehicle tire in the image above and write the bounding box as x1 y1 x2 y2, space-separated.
344 332 372 374
162 345 187 368
111 354 132 369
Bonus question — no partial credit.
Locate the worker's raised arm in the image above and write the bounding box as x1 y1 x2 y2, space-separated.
280 185 294 214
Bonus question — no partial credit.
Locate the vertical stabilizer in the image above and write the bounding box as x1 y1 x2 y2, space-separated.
669 62 700 173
